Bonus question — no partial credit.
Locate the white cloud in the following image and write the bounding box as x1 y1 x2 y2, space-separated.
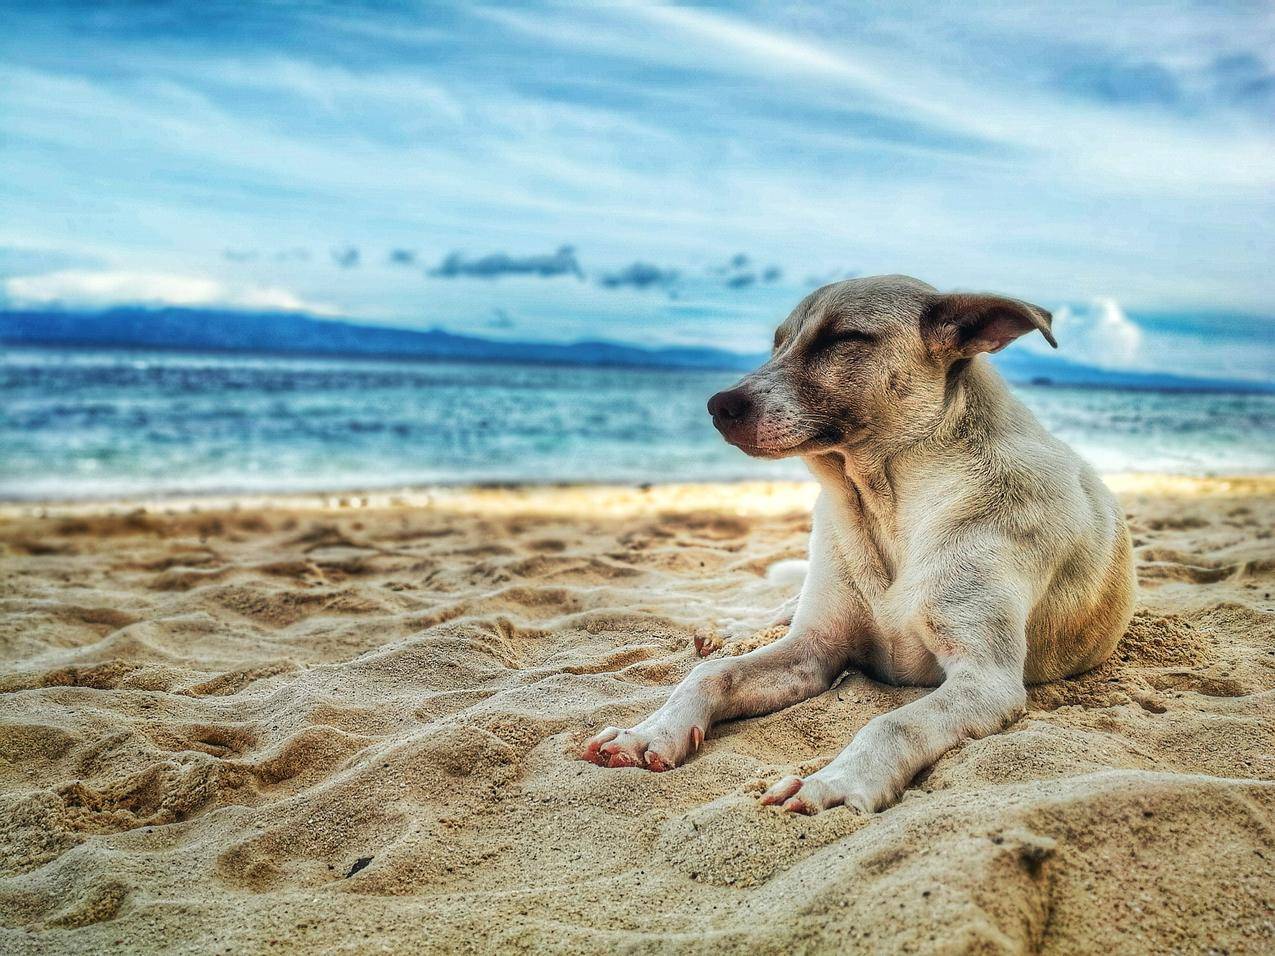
3 270 331 314
1050 297 1144 368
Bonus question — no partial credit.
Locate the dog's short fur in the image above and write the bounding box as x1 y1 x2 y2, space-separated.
584 274 1135 813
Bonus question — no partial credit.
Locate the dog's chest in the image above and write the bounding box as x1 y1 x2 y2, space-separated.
822 505 944 686
853 594 945 686
825 494 899 596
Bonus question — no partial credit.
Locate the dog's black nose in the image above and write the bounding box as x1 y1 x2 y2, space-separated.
707 388 752 422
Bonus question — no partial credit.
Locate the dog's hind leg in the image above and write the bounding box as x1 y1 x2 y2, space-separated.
584 626 851 772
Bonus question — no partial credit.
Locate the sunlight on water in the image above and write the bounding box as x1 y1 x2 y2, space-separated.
2 348 1272 500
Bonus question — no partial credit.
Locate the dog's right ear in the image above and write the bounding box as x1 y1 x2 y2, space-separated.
923 293 1057 359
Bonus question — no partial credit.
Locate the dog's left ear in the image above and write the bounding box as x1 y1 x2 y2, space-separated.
923 293 1057 358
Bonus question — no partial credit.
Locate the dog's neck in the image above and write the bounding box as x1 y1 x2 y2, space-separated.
805 356 1005 520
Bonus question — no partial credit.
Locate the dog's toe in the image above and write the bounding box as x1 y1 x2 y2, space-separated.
759 775 804 806
781 796 813 814
581 726 622 763
603 746 638 768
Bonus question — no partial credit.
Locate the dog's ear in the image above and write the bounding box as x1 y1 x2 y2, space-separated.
923 293 1057 358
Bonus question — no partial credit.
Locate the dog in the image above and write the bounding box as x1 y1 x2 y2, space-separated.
583 274 1135 814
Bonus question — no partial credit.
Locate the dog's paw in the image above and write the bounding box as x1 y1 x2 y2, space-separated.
693 628 725 657
699 619 790 658
758 773 875 815
582 722 704 772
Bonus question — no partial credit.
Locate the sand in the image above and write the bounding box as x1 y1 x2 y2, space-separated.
0 476 1272 954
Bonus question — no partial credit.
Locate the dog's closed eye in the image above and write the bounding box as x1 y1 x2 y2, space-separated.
811 328 875 354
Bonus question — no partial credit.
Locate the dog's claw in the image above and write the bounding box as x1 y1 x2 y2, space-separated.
645 751 670 772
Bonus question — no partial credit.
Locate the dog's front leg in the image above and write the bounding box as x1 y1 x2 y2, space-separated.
762 601 1029 813
584 625 852 772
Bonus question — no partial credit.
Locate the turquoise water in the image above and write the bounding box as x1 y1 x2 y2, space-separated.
2 347 1272 500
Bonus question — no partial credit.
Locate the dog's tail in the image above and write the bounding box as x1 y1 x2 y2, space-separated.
765 558 808 589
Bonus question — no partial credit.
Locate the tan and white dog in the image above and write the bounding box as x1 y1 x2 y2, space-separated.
584 274 1135 814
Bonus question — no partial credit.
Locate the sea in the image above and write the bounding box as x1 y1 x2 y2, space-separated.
2 347 1272 500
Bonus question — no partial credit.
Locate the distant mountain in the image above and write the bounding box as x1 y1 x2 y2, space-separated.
986 347 1271 393
1 306 1268 393
0 307 757 372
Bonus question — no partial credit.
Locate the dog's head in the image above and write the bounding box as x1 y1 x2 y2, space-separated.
707 274 1055 458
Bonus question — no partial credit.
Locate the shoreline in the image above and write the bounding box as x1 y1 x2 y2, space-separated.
3 472 1273 520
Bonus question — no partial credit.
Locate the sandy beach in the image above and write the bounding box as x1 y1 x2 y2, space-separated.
1 476 1272 954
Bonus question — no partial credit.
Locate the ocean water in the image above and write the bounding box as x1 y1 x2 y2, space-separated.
2 347 1272 500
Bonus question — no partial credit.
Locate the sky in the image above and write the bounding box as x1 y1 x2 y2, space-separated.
1 1 1272 381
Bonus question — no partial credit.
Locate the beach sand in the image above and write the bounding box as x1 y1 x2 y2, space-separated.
1 477 1272 954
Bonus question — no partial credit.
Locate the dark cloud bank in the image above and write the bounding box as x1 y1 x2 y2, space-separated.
429 245 583 280
598 262 679 290
219 242 801 293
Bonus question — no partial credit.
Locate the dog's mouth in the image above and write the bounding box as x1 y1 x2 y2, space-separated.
725 424 844 459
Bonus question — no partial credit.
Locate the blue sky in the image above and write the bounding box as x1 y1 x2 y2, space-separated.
1 1 1272 380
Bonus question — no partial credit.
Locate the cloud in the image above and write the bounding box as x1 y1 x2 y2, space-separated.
331 246 360 268
598 262 679 290
1050 297 1143 368
3 270 330 314
1209 53 1275 113
713 253 782 289
710 253 750 276
429 245 583 280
